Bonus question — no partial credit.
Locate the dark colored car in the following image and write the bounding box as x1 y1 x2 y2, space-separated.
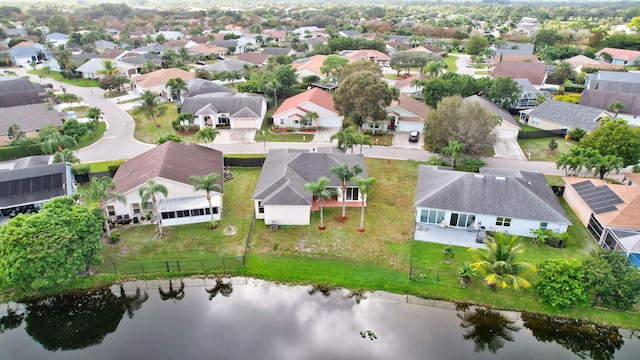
409 131 420 143
195 61 205 65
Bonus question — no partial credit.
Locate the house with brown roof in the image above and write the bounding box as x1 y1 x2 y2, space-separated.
132 68 195 101
292 55 328 81
579 89 640 127
564 55 625 73
237 52 270 66
381 94 431 133
342 49 390 65
491 61 547 88
106 141 225 227
563 176 640 266
190 43 228 58
272 88 343 129
596 47 640 65
394 74 426 97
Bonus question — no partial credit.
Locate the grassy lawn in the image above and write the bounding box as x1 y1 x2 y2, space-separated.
519 124 541 132
72 159 126 173
62 105 90 118
444 55 458 73
26 70 100 87
258 129 314 142
518 137 577 161
129 104 179 144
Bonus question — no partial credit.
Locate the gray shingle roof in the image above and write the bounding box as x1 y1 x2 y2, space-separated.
414 165 570 224
579 89 640 116
494 43 535 57
186 78 235 97
528 99 608 131
203 59 251 73
587 79 640 95
463 95 518 127
181 93 264 119
0 103 62 134
594 70 640 82
252 149 368 206
261 47 292 56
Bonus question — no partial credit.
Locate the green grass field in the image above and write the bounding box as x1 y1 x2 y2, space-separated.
26 70 100 87
518 137 577 161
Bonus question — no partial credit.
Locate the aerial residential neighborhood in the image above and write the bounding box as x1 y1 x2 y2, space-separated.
0 2 640 354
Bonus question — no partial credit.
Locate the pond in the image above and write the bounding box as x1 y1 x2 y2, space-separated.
0 277 639 360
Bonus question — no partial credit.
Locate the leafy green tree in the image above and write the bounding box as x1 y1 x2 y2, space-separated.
423 61 446 79
330 162 363 220
583 250 640 310
304 176 338 230
39 124 78 154
166 77 188 103
330 126 356 151
196 127 219 147
77 176 126 238
591 153 624 180
486 77 521 109
424 95 496 157
138 179 169 235
468 233 537 290
333 71 398 124
87 107 102 122
156 133 183 144
0 197 103 291
465 35 489 55
133 89 167 127
62 118 88 139
189 173 223 223
608 101 624 117
48 14 70 34
580 118 640 166
352 176 375 232
533 29 560 52
552 61 576 83
442 140 464 168
336 61 382 84
534 259 589 309
568 127 586 141
320 54 348 78
390 51 441 76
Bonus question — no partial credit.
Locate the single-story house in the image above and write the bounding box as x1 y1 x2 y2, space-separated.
491 61 547 89
0 156 74 223
203 59 251 73
579 89 640 127
414 166 571 243
292 55 328 81
493 42 535 57
513 78 551 109
585 70 640 95
563 176 640 266
394 74 426 97
519 99 610 133
190 43 228 58
45 32 69 47
107 141 225 227
342 49 390 65
252 149 368 226
237 52 270 66
595 47 640 65
132 68 195 101
272 88 343 129
380 93 431 133
564 55 625 73
186 78 235 97
0 103 63 146
463 95 520 139
261 47 295 57
180 92 267 129
8 43 48 66
75 58 137 79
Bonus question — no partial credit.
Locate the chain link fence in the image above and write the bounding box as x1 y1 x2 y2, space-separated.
104 256 244 275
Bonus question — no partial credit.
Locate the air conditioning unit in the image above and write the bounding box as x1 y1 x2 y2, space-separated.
270 221 278 230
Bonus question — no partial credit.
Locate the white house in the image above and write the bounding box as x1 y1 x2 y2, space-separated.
414 166 571 242
384 94 431 133
252 149 368 226
75 58 137 79
272 88 343 129
180 92 267 130
132 68 195 100
106 141 225 227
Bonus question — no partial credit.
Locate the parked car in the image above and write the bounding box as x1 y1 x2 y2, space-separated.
409 131 420 143
195 61 205 65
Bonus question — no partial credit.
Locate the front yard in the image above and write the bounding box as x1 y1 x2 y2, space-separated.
518 137 577 161
129 104 183 144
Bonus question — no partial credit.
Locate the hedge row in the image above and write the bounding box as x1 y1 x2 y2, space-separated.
0 144 44 161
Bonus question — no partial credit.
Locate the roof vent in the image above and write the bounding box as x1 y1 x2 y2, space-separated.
474 174 484 179
496 176 506 182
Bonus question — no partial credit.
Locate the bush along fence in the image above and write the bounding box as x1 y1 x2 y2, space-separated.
103 256 245 275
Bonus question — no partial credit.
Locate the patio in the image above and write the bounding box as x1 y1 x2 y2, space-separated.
414 223 487 249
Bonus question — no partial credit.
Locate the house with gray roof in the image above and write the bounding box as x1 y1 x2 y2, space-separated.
513 78 551 109
519 99 609 132
0 103 62 146
8 44 48 66
414 165 570 243
463 95 520 139
0 157 73 223
75 58 137 78
252 149 368 226
180 92 266 130
186 78 235 97
579 89 640 127
261 47 294 56
493 42 534 57
203 59 251 73
585 71 640 95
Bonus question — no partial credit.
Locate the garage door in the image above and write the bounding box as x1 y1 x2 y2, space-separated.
317 117 342 128
232 118 256 129
497 128 518 139
397 121 424 133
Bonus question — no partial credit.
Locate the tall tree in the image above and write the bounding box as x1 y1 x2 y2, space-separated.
583 250 640 310
97 59 119 78
330 126 356 151
54 45 74 71
579 118 640 167
423 61 446 79
353 133 372 154
458 307 520 354
442 140 464 168
0 197 103 291
591 153 624 180
133 89 167 127
465 35 489 55
138 179 169 235
158 279 185 302
333 71 398 125
189 172 223 223
468 233 537 290
330 162 363 220
39 124 77 154
77 176 126 238
486 77 521 109
304 176 338 230
166 77 188 103
320 54 348 78
352 176 375 232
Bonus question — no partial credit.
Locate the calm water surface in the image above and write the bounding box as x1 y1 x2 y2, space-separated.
0 277 639 360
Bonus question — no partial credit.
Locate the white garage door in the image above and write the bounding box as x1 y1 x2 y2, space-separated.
397 121 424 133
232 118 256 129
497 128 518 139
317 117 342 128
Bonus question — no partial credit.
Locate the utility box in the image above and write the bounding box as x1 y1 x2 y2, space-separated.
270 221 278 230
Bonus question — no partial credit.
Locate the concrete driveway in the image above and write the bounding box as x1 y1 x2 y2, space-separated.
214 129 257 144
493 138 527 161
393 131 424 150
312 128 336 144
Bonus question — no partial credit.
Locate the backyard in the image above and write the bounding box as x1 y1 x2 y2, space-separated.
26 69 100 87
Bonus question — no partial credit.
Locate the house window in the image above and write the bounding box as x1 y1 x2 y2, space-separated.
176 210 190 218
496 217 511 227
280 119 285 126
132 203 141 214
258 201 264 214
107 206 115 216
531 118 540 125
345 187 359 201
449 213 476 228
539 222 548 230
219 115 230 125
191 209 205 216
420 209 445 224
161 211 176 219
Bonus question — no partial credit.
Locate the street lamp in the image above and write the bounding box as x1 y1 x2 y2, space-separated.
262 130 267 155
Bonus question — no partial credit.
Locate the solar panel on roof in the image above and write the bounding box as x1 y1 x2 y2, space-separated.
574 181 624 212
593 205 619 214
573 181 595 190
588 198 623 208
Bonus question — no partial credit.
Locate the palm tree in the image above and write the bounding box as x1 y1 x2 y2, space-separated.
0 50 11 66
133 89 167 127
39 125 77 154
141 59 158 74
52 149 80 164
77 176 126 238
166 77 188 103
304 176 338 230
468 233 537 290
189 172 223 223
300 111 318 128
330 162 363 220
442 140 464 168
592 154 624 180
330 126 356 151
262 77 281 108
97 59 119 78
205 276 234 300
54 45 74 71
353 133 372 154
608 101 624 117
424 61 446 79
177 47 192 62
158 279 185 302
138 179 169 235
118 285 149 319
196 126 219 147
352 176 375 232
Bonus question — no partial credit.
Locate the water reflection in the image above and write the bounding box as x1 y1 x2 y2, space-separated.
0 306 24 334
307 284 337 298
158 279 185 302
457 306 521 354
522 313 624 360
22 287 148 351
205 275 234 300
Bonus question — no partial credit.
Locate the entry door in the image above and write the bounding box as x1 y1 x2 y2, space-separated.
449 213 458 227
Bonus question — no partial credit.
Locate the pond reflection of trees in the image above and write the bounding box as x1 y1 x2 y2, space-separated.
206 276 234 300
158 279 185 302
20 287 148 351
457 307 520 354
522 313 624 360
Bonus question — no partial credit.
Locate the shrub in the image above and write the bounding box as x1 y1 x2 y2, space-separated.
156 133 184 145
568 127 586 141
548 138 558 151
0 143 43 161
534 259 588 309
545 231 567 249
460 157 486 173
109 233 121 244
425 155 449 166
